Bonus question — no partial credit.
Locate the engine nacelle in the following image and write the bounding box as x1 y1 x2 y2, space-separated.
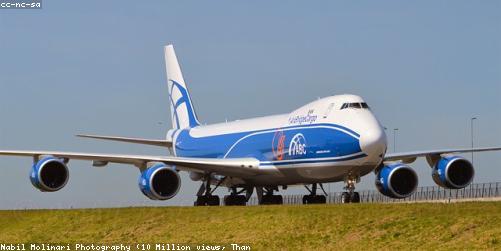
138 163 181 200
30 156 69 192
376 163 418 199
432 156 474 189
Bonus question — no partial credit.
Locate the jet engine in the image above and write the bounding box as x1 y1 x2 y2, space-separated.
432 156 474 189
376 163 418 198
30 156 69 192
138 163 181 200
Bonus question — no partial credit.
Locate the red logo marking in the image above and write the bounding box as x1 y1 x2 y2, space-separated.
272 130 286 160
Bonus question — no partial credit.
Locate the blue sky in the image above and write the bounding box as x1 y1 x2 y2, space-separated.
0 1 500 208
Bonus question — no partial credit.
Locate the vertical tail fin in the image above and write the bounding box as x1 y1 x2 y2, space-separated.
164 45 200 129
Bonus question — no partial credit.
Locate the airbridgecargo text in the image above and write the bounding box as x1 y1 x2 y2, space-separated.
0 244 251 251
288 110 317 125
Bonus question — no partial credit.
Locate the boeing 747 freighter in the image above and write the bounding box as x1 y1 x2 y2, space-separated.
1 45 500 206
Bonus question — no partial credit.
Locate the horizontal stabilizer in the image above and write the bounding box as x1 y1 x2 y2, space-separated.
76 134 172 148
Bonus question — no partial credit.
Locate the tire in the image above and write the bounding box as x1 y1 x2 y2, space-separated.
302 195 309 204
351 192 360 203
273 195 283 205
341 192 351 204
194 196 207 206
235 195 247 206
224 195 234 206
260 195 273 205
317 195 327 204
261 195 282 205
308 195 326 204
303 195 327 204
225 195 246 206
208 195 220 206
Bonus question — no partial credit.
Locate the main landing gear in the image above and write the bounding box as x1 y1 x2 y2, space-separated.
194 173 254 206
194 175 223 206
341 175 360 203
224 187 251 206
303 183 327 204
257 187 283 205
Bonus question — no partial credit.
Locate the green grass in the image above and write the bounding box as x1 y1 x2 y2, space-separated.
0 202 500 250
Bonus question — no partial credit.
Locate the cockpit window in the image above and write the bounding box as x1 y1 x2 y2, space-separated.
341 102 370 110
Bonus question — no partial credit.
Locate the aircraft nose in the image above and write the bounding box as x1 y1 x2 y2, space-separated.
360 125 387 158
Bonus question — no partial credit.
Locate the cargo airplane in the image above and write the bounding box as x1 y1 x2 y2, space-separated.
1 45 500 206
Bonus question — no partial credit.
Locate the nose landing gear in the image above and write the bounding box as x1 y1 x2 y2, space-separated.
341 174 360 203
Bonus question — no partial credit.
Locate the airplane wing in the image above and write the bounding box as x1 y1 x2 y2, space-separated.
384 147 501 164
0 150 266 177
76 134 172 148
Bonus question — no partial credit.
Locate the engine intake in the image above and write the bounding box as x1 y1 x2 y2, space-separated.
139 163 181 200
376 163 418 199
30 156 69 192
432 156 474 189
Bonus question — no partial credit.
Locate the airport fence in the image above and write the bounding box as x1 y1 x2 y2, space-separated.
247 182 501 205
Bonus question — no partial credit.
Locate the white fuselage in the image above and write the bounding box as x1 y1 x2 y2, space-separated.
170 94 388 186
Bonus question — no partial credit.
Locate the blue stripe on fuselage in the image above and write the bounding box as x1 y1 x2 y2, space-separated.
174 123 363 165
260 153 368 166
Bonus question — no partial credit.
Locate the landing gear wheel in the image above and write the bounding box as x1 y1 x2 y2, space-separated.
273 195 283 204
207 195 220 206
302 195 327 204
351 192 360 203
236 195 247 205
258 187 283 205
319 195 327 203
193 173 224 206
342 174 360 204
260 195 272 205
194 195 220 206
261 195 283 205
341 192 351 204
302 184 328 204
224 195 246 206
194 196 207 206
224 195 234 206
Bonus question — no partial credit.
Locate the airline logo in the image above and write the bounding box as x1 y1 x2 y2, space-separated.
168 79 200 129
272 132 308 160
289 133 307 156
272 130 286 160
